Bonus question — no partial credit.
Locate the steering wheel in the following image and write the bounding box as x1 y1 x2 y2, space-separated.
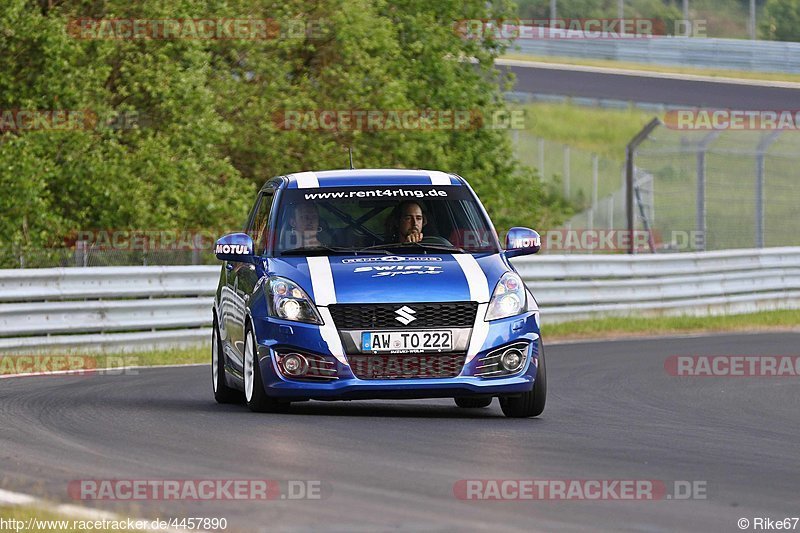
419 235 453 246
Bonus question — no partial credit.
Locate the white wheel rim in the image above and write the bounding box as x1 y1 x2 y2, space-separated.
244 333 254 402
212 327 219 393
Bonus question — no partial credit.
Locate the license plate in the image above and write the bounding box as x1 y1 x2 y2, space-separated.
361 330 453 353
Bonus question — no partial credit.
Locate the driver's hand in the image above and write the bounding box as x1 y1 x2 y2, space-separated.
404 229 423 243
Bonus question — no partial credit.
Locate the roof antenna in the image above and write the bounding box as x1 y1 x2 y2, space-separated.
348 147 355 170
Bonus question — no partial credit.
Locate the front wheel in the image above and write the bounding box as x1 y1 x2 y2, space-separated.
212 317 242 404
500 339 547 418
243 324 289 413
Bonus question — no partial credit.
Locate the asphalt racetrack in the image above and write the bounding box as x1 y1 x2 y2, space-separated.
1 332 798 532
504 63 800 108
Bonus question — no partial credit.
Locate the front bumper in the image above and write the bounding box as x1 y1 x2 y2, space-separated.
252 311 541 401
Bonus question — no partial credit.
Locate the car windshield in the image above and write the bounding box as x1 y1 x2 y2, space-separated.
268 185 500 256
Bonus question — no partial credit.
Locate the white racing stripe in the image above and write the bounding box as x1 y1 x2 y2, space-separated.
453 254 492 363
453 254 490 302
306 257 336 306
317 308 348 366
428 171 452 185
306 257 348 366
292 171 319 188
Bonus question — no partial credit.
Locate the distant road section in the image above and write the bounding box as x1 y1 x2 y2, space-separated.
499 59 800 108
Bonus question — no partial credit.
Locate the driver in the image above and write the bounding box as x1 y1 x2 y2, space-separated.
384 200 426 243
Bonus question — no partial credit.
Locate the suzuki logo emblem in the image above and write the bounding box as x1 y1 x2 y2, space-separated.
394 306 417 325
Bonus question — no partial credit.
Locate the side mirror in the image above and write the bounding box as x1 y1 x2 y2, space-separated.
214 233 255 262
505 227 541 258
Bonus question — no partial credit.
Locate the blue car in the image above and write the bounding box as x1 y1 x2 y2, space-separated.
212 169 546 417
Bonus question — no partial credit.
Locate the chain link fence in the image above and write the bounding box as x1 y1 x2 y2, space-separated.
512 123 800 253
633 126 800 251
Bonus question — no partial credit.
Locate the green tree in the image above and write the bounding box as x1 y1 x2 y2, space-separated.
1 0 565 267
760 0 800 41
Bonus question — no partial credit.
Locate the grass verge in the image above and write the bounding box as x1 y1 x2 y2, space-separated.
0 505 115 533
0 347 207 376
545 309 800 341
2 311 798 372
500 53 800 84
512 101 655 158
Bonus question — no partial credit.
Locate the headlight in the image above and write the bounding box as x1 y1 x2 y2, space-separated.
267 277 323 324
485 272 527 321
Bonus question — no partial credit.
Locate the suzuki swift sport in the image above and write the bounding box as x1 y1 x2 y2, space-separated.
212 169 546 417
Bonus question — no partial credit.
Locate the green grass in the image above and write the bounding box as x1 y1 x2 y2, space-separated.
0 347 207 376
501 53 800 84
513 102 654 159
545 309 800 340
509 102 654 210
3 311 799 372
0 505 114 533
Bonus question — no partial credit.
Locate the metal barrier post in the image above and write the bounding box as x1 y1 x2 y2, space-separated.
625 118 661 254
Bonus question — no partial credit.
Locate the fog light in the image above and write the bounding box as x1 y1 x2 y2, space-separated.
282 353 308 376
500 348 524 372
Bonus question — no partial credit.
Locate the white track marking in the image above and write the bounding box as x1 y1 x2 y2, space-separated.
0 363 207 380
496 58 800 90
0 487 200 533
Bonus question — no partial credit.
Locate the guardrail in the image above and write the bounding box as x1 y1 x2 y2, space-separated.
0 248 798 353
512 35 800 74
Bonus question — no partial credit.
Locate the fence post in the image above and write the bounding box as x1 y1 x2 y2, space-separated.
590 154 598 230
563 145 570 198
755 131 781 248
625 117 661 254
695 131 721 252
538 138 545 179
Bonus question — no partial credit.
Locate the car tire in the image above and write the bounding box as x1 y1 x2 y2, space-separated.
243 323 290 413
212 316 242 404
500 338 547 418
454 397 493 408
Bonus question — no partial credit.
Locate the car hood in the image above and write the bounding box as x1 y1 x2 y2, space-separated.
267 254 509 305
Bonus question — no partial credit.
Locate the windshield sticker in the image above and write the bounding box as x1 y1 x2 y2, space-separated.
303 188 448 200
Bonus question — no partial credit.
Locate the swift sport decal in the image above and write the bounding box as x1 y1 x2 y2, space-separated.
353 265 443 277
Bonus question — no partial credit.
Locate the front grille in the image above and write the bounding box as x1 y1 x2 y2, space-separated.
348 353 466 379
329 302 478 329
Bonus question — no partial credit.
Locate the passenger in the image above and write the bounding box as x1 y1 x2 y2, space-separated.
284 203 326 248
